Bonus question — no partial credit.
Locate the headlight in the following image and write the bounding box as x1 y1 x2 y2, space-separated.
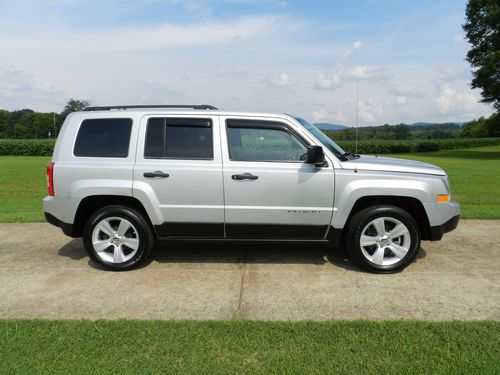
441 176 450 195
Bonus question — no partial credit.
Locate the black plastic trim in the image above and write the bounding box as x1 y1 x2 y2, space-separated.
428 214 460 241
326 227 343 247
155 222 224 238
154 222 336 241
227 119 291 130
232 173 258 180
143 171 170 178
226 224 328 239
163 118 212 128
45 212 61 227
158 238 329 245
85 104 218 111
44 212 76 237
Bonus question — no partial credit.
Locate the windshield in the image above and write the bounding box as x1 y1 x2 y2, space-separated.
294 117 346 158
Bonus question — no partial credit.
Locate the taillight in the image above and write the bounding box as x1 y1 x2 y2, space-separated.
47 162 55 196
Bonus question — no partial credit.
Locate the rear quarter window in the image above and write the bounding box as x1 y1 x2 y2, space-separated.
74 118 133 157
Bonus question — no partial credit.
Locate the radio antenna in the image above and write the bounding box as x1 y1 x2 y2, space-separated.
355 79 360 155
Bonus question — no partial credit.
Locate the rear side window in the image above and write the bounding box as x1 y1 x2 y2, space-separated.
74 118 132 157
144 118 213 159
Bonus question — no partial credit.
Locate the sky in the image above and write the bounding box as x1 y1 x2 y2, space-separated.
0 0 495 126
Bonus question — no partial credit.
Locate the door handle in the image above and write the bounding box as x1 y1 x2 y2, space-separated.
232 173 258 180
144 171 170 178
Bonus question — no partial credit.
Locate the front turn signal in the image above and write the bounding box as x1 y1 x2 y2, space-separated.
436 194 450 203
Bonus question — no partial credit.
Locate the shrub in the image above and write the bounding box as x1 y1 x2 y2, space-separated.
0 137 499 156
336 138 500 154
0 139 56 156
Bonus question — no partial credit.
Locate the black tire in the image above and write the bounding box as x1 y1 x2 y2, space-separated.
83 205 154 271
345 205 421 274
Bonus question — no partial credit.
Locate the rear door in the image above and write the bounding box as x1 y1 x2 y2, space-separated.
133 114 224 238
220 116 335 239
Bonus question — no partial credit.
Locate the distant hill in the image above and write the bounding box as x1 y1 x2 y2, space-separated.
314 122 466 131
320 121 469 141
314 123 347 131
410 122 434 126
407 122 464 132
410 122 467 127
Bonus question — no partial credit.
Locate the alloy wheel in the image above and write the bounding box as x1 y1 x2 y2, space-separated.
91 217 140 264
359 217 411 266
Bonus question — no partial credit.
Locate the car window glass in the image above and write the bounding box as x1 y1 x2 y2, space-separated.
74 118 132 157
145 118 213 159
227 121 307 161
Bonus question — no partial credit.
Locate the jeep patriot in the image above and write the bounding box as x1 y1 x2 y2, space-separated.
44 104 460 273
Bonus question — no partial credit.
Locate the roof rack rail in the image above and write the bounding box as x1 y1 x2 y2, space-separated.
84 104 218 111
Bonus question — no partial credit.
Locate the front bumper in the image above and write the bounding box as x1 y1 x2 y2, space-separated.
428 214 460 241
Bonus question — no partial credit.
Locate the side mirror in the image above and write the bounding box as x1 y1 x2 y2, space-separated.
306 145 326 167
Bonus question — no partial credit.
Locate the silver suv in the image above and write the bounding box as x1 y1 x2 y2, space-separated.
43 104 460 273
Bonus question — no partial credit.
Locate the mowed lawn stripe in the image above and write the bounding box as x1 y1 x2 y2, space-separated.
0 320 498 374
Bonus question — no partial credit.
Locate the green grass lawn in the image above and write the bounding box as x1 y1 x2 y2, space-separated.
389 145 500 219
0 320 498 374
0 144 499 222
0 156 50 222
1 151 498 373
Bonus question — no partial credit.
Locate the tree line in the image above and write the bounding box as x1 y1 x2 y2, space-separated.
0 99 499 140
328 114 499 141
0 99 90 139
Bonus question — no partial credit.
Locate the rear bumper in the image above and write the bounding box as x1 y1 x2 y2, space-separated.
428 214 460 241
44 212 76 237
43 195 78 237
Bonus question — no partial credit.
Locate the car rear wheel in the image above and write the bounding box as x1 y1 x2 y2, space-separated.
345 205 421 273
83 205 154 270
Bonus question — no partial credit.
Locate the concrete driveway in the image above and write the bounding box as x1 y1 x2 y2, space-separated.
0 220 498 320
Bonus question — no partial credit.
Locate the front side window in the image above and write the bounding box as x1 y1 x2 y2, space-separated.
144 118 213 159
227 120 308 162
74 118 132 157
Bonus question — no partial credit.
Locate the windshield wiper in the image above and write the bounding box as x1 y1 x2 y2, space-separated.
340 152 360 161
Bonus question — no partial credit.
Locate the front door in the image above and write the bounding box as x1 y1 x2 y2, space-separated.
220 116 335 239
133 115 224 238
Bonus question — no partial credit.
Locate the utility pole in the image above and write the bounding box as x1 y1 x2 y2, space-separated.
48 112 56 139
355 79 360 155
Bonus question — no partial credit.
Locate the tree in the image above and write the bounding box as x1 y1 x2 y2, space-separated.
61 98 91 118
393 124 411 140
0 110 8 138
7 109 34 138
32 113 56 138
463 0 500 110
460 112 500 137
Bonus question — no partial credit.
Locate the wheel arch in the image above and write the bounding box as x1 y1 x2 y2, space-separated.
72 195 157 238
343 196 432 241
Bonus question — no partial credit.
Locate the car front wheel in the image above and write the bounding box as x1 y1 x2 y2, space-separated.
345 205 421 273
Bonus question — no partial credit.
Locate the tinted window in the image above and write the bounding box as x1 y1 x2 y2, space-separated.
74 118 132 157
145 118 213 159
227 120 307 161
